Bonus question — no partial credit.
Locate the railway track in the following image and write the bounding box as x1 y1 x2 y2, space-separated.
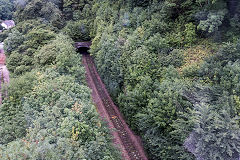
82 53 148 160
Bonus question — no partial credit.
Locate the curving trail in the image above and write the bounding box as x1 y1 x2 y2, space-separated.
82 53 148 160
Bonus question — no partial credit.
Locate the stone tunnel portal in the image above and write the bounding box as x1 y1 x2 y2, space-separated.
75 41 91 54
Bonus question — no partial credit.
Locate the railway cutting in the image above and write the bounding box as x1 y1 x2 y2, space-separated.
81 53 148 160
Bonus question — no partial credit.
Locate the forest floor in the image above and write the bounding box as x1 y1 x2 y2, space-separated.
82 53 148 160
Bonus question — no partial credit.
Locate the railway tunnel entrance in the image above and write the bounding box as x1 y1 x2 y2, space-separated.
77 47 89 54
75 41 91 54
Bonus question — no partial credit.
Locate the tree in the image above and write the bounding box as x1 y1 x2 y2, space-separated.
118 76 154 131
93 31 123 98
197 9 227 33
63 20 91 41
0 0 14 20
0 32 122 159
5 26 56 75
4 29 25 54
14 0 64 28
34 34 85 82
184 103 240 160
63 0 93 20
135 73 193 159
0 71 36 145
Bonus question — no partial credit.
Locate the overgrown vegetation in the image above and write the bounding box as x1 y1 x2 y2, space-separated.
1 0 240 159
0 0 121 159
88 0 240 160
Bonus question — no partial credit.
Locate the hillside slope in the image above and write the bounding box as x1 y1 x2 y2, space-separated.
0 0 240 160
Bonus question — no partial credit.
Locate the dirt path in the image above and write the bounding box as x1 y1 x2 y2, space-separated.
82 53 148 160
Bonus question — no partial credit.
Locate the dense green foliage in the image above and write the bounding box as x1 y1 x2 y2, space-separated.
87 0 240 159
2 0 240 159
0 0 14 20
0 0 121 159
14 0 64 28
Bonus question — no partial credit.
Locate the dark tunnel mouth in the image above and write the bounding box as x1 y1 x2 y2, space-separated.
77 47 90 54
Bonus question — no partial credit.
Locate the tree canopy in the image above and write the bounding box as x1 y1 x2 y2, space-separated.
1 0 240 159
